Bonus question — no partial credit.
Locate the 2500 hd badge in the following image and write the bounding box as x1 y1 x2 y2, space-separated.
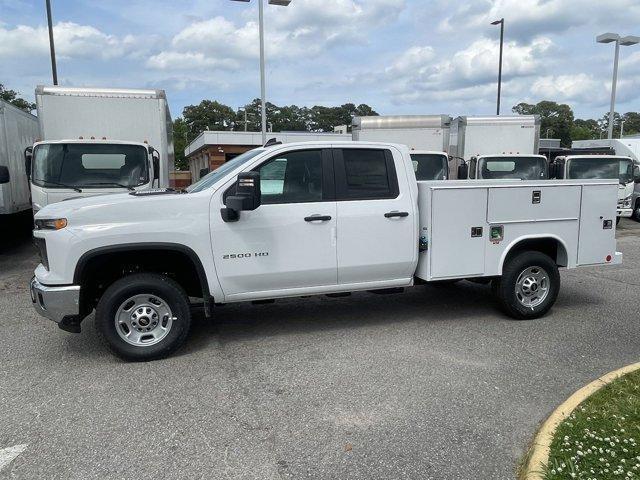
223 252 269 259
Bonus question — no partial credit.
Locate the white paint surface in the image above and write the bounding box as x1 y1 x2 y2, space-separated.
0 444 27 471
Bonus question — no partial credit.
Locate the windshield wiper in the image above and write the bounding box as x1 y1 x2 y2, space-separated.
82 182 135 191
37 180 83 193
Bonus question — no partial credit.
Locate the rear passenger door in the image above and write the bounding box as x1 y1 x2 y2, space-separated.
334 147 416 285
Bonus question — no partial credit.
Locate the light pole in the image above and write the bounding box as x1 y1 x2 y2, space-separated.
491 18 504 115
231 0 292 144
546 128 552 138
596 33 639 139
45 0 58 85
620 119 625 138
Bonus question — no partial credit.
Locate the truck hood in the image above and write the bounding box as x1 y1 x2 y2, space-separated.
34 189 186 221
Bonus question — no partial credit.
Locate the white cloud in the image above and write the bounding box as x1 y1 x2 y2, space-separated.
530 74 606 104
439 0 640 41
147 0 406 70
386 36 553 106
0 22 147 61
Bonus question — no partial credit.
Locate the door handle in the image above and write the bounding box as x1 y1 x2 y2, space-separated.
384 211 409 218
304 215 332 222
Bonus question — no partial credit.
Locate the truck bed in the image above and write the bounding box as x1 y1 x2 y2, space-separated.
415 179 620 281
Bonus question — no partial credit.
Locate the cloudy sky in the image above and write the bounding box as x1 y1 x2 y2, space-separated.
2 0 640 121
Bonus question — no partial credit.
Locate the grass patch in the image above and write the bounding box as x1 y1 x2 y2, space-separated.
543 369 640 479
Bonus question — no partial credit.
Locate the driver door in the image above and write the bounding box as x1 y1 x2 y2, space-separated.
210 148 337 300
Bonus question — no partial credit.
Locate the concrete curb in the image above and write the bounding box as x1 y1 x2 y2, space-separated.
522 362 640 480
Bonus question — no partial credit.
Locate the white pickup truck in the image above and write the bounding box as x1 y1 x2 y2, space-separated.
30 142 621 361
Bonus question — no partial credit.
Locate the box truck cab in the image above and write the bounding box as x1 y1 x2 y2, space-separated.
29 86 173 210
27 139 161 211
465 154 549 180
449 115 540 178
552 155 639 221
0 100 39 218
572 139 640 220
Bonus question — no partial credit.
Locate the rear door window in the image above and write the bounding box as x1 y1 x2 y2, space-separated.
334 148 399 200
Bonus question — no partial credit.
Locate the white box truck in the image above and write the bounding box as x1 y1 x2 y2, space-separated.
27 86 173 212
30 141 620 360
352 115 451 151
0 100 39 218
572 138 640 220
551 154 639 223
352 115 452 179
450 115 543 179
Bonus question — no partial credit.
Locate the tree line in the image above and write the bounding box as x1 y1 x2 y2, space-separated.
513 100 640 147
3 82 638 171
173 98 378 169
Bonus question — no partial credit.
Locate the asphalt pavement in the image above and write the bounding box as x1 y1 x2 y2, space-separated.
0 218 639 479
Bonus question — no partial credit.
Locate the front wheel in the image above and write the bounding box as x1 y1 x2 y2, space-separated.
633 201 640 222
493 251 560 320
95 273 192 361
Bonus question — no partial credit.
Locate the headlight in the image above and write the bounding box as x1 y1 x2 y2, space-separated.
34 218 67 230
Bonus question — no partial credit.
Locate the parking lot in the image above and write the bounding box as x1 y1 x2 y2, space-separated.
0 218 639 479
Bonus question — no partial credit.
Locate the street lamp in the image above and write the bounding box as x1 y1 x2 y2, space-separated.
491 18 504 115
620 119 626 138
45 0 58 85
596 32 639 139
231 0 292 144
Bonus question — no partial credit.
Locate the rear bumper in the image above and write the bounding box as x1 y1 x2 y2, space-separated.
30 277 80 324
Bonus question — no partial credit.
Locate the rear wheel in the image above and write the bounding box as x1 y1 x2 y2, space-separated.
493 251 560 320
633 201 640 222
95 273 192 361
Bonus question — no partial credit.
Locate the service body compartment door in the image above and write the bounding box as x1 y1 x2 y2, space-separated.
578 184 618 265
488 186 581 223
430 188 488 278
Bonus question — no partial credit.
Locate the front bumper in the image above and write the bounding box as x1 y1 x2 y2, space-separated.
617 207 632 218
30 277 80 324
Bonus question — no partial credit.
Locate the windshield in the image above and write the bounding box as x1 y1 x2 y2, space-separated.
32 143 149 189
478 156 547 180
410 153 448 180
187 148 264 193
566 157 622 181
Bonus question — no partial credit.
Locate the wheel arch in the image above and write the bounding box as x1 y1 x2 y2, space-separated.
74 243 213 316
499 235 569 274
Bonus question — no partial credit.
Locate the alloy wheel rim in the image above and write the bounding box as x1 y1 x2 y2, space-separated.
514 266 550 308
115 294 174 347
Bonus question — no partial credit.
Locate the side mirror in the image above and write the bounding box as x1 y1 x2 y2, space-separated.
24 146 33 180
633 165 640 184
221 171 261 222
457 163 468 180
153 154 160 181
0 166 9 184
554 162 565 179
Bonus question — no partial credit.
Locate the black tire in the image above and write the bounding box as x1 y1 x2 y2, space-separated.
633 200 640 222
95 273 192 361
493 251 560 320
616 217 621 226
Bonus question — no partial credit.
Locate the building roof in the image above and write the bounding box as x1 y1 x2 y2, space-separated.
185 130 351 157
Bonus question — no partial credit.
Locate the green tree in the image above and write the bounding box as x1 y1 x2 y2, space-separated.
512 100 574 146
182 100 236 138
571 118 601 141
0 84 35 112
621 112 640 136
172 118 189 171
